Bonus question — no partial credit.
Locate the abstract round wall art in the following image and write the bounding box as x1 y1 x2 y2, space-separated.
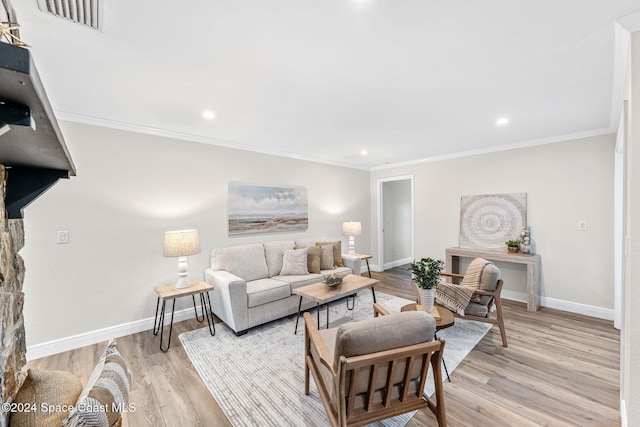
459 193 527 250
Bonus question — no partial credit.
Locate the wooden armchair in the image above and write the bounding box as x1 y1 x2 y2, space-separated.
439 257 508 347
304 303 446 427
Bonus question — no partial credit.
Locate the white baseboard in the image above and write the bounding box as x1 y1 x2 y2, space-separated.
621 399 627 427
501 290 614 320
26 307 197 361
382 257 412 271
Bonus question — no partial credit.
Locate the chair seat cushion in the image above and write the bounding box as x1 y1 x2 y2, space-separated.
465 301 489 317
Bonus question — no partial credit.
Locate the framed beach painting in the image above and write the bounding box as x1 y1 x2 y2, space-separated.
228 183 308 235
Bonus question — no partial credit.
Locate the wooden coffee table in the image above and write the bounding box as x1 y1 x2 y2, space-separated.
293 274 379 334
401 303 454 381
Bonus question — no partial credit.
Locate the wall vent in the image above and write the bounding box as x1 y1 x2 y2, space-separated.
36 0 103 31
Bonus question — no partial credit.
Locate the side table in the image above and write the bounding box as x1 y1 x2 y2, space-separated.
353 254 373 278
153 280 216 352
401 303 454 381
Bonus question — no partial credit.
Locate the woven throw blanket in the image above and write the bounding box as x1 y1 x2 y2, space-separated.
436 258 491 315
436 283 474 315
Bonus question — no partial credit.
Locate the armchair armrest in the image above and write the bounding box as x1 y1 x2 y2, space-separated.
373 303 390 317
439 272 464 283
304 312 336 374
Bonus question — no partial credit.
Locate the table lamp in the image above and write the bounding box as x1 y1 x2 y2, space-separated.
342 221 362 255
163 229 201 288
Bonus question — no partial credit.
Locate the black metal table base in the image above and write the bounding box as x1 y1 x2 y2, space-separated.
294 287 377 334
153 291 216 352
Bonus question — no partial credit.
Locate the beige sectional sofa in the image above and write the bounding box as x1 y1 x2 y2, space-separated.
204 238 361 335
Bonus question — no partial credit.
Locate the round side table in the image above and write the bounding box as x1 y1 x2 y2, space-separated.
401 303 454 381
401 303 455 331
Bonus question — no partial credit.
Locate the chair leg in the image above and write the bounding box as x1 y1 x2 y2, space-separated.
304 333 311 395
494 297 508 347
305 361 310 395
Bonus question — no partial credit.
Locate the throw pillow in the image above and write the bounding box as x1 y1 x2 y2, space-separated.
316 241 344 267
296 245 321 274
10 369 83 427
63 340 131 427
280 248 309 275
319 245 335 270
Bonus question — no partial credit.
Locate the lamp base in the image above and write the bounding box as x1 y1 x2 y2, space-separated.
348 236 356 255
175 256 191 288
175 276 191 289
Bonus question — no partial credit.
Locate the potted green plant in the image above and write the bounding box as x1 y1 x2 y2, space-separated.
409 257 445 312
505 239 520 253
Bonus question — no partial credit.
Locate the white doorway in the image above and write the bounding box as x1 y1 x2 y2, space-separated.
377 175 414 271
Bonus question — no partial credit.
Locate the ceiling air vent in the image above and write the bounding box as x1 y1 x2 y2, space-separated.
36 0 103 31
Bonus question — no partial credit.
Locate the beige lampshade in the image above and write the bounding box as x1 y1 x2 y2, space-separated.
163 229 201 257
342 221 362 236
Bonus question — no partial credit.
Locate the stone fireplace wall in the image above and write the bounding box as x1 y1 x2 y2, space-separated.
0 165 26 425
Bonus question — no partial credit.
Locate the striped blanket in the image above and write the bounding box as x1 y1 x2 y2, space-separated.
436 258 491 315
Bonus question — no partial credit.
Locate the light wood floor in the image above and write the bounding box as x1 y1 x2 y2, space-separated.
28 267 621 426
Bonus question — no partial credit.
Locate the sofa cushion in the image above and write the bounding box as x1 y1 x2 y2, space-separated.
272 273 324 291
316 241 344 267
211 243 269 282
280 248 309 275
297 245 321 274
247 278 291 307
11 369 83 427
264 240 295 277
319 245 335 270
63 340 131 427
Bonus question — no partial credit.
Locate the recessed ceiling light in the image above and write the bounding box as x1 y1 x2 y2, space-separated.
361 150 368 156
496 117 509 126
203 110 215 120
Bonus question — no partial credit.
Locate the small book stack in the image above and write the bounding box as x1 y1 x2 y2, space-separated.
430 306 441 321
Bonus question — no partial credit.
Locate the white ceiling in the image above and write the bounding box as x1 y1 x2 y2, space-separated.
12 0 640 169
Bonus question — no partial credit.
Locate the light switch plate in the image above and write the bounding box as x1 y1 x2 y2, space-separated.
57 230 69 244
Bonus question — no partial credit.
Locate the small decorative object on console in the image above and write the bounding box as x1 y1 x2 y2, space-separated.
520 226 532 254
505 240 520 253
325 274 343 287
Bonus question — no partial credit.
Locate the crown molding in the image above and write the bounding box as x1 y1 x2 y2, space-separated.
56 111 615 173
370 127 615 171
54 111 371 171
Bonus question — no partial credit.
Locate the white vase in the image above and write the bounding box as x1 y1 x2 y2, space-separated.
418 287 435 313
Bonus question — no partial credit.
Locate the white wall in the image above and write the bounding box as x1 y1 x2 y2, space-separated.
370 134 615 313
623 29 640 427
21 121 370 348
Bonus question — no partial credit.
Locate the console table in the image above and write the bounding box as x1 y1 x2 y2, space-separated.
445 247 541 312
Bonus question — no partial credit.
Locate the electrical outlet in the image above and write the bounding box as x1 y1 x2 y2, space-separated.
578 221 588 231
57 230 69 244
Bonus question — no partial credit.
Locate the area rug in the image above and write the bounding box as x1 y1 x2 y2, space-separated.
179 292 491 427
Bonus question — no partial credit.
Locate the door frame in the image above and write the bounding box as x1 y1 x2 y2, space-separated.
376 175 415 271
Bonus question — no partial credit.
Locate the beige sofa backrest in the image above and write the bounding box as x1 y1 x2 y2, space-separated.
263 240 296 277
210 243 269 281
